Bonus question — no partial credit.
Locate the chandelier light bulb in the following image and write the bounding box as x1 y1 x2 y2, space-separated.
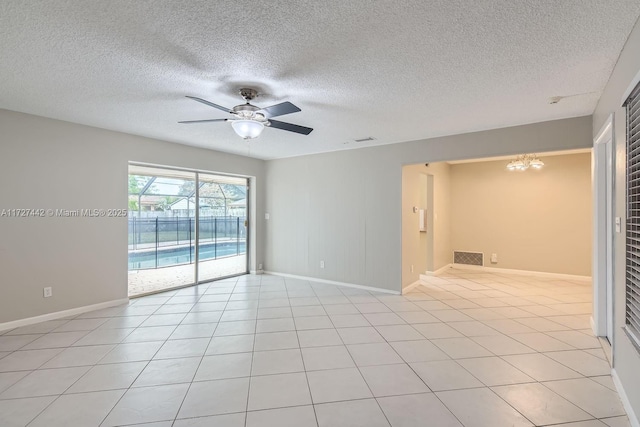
530 158 544 169
506 154 543 172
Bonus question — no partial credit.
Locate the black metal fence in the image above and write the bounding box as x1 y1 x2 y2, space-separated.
128 216 246 249
128 216 247 270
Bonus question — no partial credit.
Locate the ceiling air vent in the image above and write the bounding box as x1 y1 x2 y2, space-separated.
353 136 376 143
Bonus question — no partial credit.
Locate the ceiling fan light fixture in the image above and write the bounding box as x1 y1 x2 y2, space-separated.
180 92 313 137
231 120 264 139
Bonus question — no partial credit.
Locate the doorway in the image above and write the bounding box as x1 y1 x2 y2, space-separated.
127 164 249 297
402 151 592 293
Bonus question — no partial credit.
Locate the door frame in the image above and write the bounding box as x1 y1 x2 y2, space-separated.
592 114 615 342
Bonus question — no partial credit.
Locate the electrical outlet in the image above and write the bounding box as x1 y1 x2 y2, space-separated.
43 287 52 298
265 213 270 220
320 260 325 268
491 253 498 263
258 263 263 270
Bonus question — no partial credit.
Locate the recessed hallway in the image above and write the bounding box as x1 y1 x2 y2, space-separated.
0 270 628 426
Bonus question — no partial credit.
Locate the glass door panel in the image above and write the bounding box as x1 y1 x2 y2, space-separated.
197 173 248 282
128 166 196 296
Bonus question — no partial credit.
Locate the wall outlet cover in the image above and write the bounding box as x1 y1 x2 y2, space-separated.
43 287 52 298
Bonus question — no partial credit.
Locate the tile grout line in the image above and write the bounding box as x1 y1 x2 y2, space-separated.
98 289 191 426
171 277 238 426
289 276 322 427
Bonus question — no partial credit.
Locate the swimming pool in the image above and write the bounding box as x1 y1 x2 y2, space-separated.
128 241 246 270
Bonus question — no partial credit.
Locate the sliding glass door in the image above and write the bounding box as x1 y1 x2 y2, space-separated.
197 173 248 282
128 165 248 297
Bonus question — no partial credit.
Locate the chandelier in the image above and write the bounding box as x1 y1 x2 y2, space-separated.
506 154 544 171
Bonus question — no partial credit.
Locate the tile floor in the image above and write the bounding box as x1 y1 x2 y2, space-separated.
0 269 631 426
128 255 247 297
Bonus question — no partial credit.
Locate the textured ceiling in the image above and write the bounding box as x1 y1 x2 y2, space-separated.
1 1 639 160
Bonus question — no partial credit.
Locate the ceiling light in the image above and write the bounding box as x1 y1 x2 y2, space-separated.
530 158 544 169
506 154 544 171
231 120 264 139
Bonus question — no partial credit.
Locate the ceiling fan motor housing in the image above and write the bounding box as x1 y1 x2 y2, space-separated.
239 88 258 101
232 103 267 121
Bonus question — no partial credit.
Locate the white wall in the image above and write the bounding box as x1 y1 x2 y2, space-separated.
265 116 592 293
592 16 640 423
0 109 265 324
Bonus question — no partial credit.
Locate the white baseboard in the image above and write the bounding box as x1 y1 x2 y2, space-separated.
424 264 453 276
402 280 422 294
448 263 591 282
612 368 640 427
0 298 130 332
263 271 401 295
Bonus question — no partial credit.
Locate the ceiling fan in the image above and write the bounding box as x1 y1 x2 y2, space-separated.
179 88 313 139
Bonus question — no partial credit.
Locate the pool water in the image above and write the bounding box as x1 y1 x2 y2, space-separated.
129 241 246 270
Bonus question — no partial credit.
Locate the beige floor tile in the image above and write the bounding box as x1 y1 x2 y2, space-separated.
437 388 533 427
502 353 583 381
178 378 250 418
347 342 404 366
307 367 372 403
315 398 389 427
28 389 125 427
0 396 57 427
360 363 430 397
377 393 462 427
301 345 354 371
248 372 311 410
246 406 317 427
492 382 593 425
102 383 190 426
543 378 626 418
457 357 533 386
411 360 483 391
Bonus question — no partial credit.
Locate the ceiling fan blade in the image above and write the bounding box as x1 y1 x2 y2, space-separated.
185 96 231 113
268 119 313 135
178 118 228 124
259 101 301 118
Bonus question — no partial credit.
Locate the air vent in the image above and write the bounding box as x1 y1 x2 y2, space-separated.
353 136 376 143
453 251 484 266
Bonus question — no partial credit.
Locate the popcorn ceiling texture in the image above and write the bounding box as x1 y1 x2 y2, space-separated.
0 0 639 159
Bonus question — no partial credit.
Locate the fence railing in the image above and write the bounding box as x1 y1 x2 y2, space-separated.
128 216 246 270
